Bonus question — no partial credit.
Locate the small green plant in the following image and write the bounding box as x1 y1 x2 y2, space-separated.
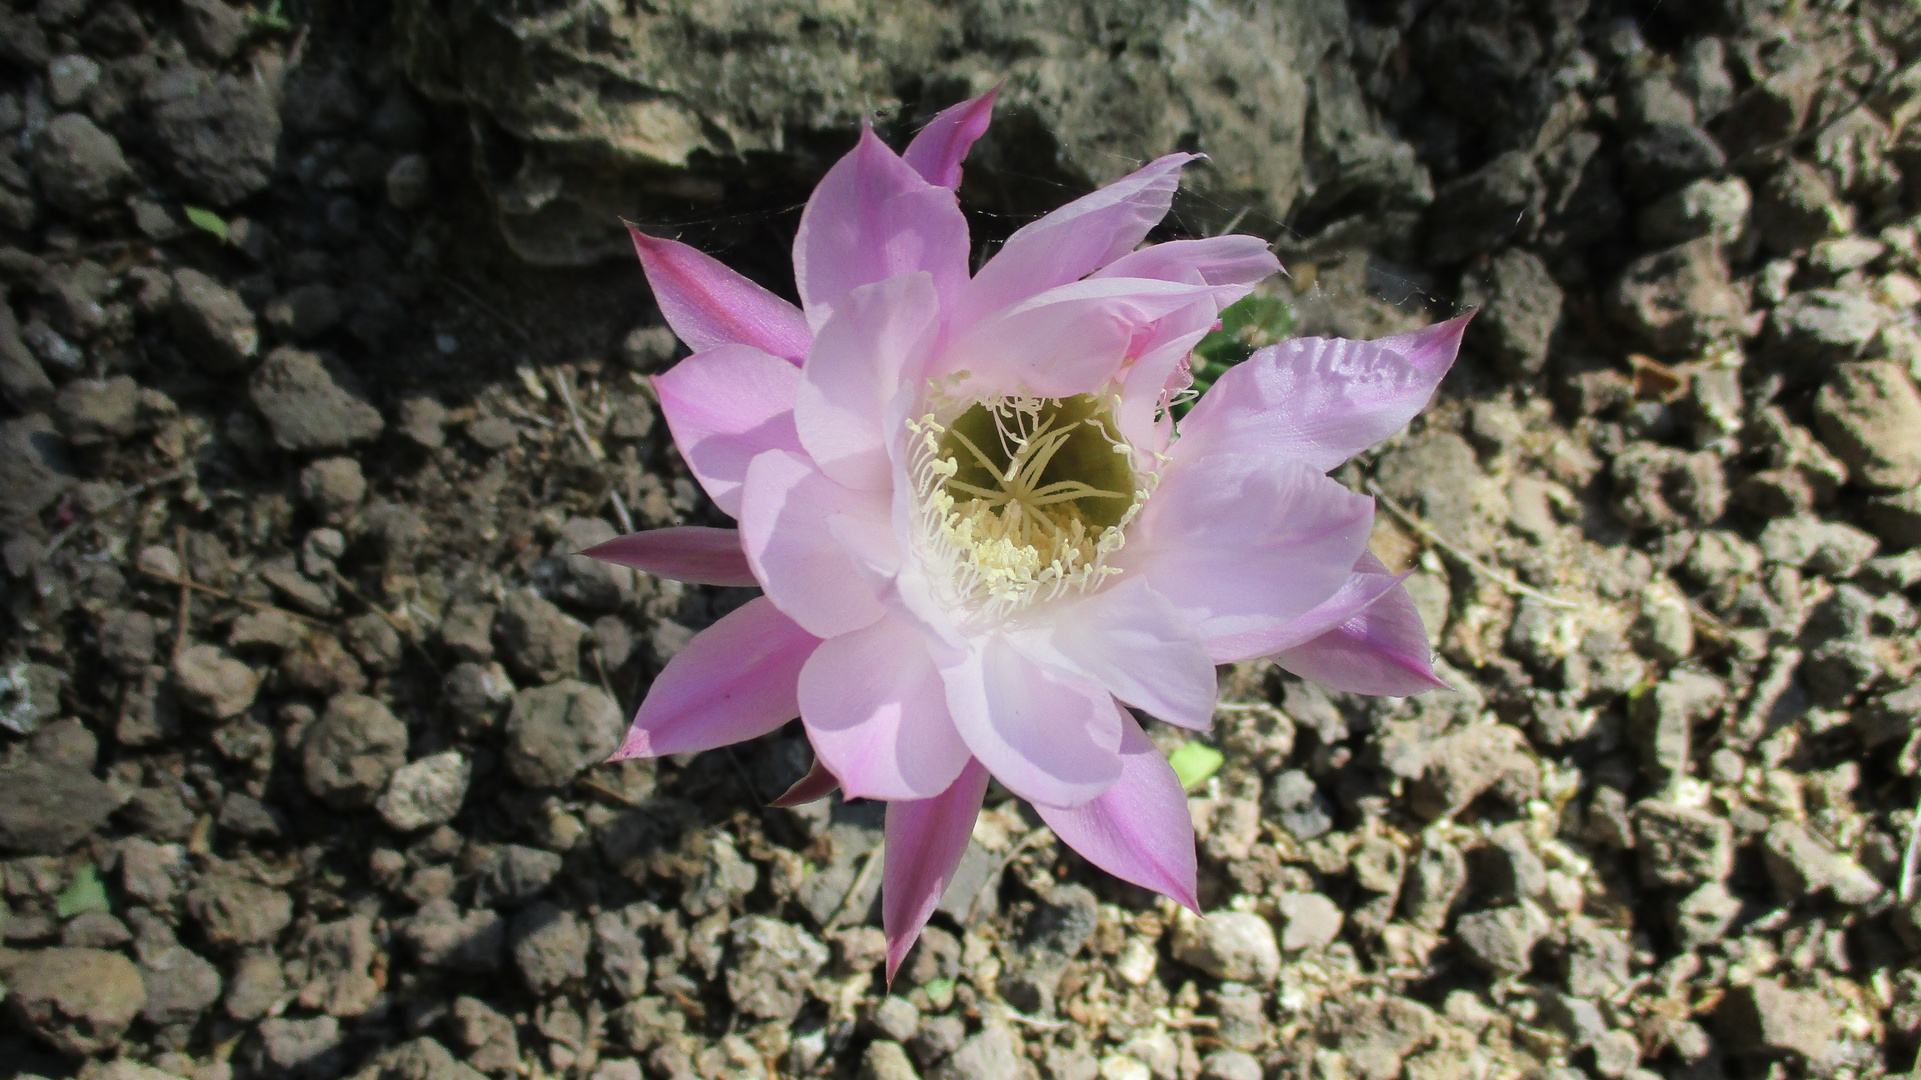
1166 741 1224 791
183 205 229 243
252 0 293 30
1184 294 1297 406
55 864 110 918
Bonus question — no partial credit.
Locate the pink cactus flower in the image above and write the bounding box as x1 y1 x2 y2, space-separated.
588 90 1466 979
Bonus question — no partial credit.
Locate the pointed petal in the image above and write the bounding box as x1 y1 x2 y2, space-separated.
629 227 811 364
653 344 802 518
1114 322 1211 456
940 636 1123 810
1014 577 1217 731
793 126 971 329
1174 313 1471 472
1116 454 1375 646
795 272 940 491
1201 556 1404 664
1093 235 1282 288
581 527 756 587
1033 713 1198 910
883 758 991 982
1275 555 1448 696
936 276 1226 399
902 88 998 190
739 450 892 639
770 758 841 807
961 153 1198 324
799 612 971 801
612 596 819 760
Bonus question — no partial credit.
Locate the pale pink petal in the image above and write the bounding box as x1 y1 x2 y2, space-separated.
883 758 990 982
629 227 811 364
1115 322 1210 455
652 344 802 518
1174 313 1470 472
795 272 940 491
901 88 998 190
940 636 1123 809
611 596 818 760
1201 559 1403 664
1014 577 1217 731
738 450 892 639
792 126 971 329
1275 557 1448 695
937 277 1227 399
960 153 1198 324
1094 235 1281 288
1032 713 1198 911
799 613 972 801
1116 454 1375 646
581 527 756 587
769 759 840 807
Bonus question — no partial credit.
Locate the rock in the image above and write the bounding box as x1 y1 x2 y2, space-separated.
509 901 589 993
0 413 76 521
1454 903 1551 976
1762 820 1884 906
1622 121 1726 197
180 0 248 61
548 517 636 612
1629 670 1725 787
1672 883 1741 950
1768 290 1885 372
727 915 828 1020
53 375 139 446
0 298 55 410
250 347 385 452
1335 997 1437 1080
932 1022 1038 1080
1199 1051 1263 1080
397 395 447 448
620 325 680 371
1408 723 1536 820
300 457 367 523
473 843 563 908
1638 177 1750 247
1813 361 1921 490
0 759 123 853
1427 151 1540 264
0 947 146 1055
142 64 282 207
439 601 497 661
1757 516 1879 577
1373 432 1504 557
46 54 100 109
350 1036 488 1080
171 645 259 719
345 613 403 672
32 113 133 213
1276 891 1342 952
376 750 470 831
170 268 259 372
1633 801 1733 888
1460 249 1561 377
1754 160 1850 253
862 1040 922 1080
225 951 287 1021
873 996 921 1042
137 943 223 1027
302 692 409 808
504 679 621 788
1864 488 1921 549
1715 979 1835 1060
291 915 379 1018
265 284 345 342
187 871 293 948
399 900 505 971
61 912 131 949
1267 769 1333 840
0 658 64 735
451 996 520 1073
253 1015 345 1079
497 589 586 682
1608 237 1748 354
1400 837 1466 932
386 153 432 210
1170 910 1280 984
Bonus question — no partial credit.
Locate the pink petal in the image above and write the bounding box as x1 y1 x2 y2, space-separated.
580 527 756 587
937 276 1226 399
792 126 971 329
769 758 840 807
1014 577 1217 731
1116 454 1375 646
940 636 1123 810
1275 556 1448 696
795 272 940 491
1201 558 1404 664
798 612 972 801
960 153 1198 325
883 758 990 983
1115 322 1212 455
1093 235 1282 288
1174 313 1470 472
901 88 998 190
652 344 802 518
1032 712 1198 911
628 227 811 364
738 450 892 639
611 596 819 760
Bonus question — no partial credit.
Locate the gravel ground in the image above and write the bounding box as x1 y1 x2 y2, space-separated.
2 1 1921 1079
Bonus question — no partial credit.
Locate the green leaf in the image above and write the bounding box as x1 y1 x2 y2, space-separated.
55 865 109 918
1166 741 1224 791
920 977 956 1009
183 205 228 243
1181 295 1296 410
252 0 293 30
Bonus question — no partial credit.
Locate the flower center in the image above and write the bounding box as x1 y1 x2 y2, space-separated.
908 394 1146 620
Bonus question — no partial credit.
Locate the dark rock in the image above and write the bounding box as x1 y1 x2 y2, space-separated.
1637 177 1750 248
1608 238 1748 354
32 112 132 214
932 1023 1037 1080
1454 904 1550 976
399 900 505 972
1622 122 1727 196
450 997 519 1073
547 517 635 613
1629 670 1725 787
1408 723 1537 820
1332 997 1437 1080
300 457 367 523
1428 151 1540 264
1671 882 1741 950
142 65 281 207
170 268 259 372
1715 979 1835 1059
217 791 285 840
1400 837 1466 931
0 413 76 521
0 297 54 410
138 942 223 1027
351 1036 488 1080
302 692 408 808
1863 488 1921 550
504 679 621 789
171 644 259 719
497 589 586 682
1633 800 1733 888
1754 161 1850 253
1769 290 1887 377
1460 249 1561 377
292 915 379 1018
180 0 248 61
266 284 345 342
53 375 139 446
727 915 828 1020
1813 361 1921 491
0 947 146 1055
0 759 123 853
508 901 589 994
253 1015 346 1079
473 844 563 908
250 347 385 452
188 871 293 948
1762 820 1883 906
